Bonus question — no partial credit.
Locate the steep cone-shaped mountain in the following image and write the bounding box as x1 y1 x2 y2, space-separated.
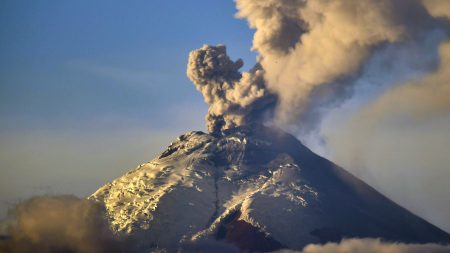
90 126 450 252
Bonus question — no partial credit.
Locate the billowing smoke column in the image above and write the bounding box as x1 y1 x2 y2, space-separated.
187 45 276 133
186 2 450 234
187 0 449 134
190 0 450 233
235 0 434 123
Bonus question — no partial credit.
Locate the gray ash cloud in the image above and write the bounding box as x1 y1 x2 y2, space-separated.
187 0 450 134
187 44 276 133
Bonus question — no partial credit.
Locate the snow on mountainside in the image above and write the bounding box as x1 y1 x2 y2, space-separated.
90 126 450 252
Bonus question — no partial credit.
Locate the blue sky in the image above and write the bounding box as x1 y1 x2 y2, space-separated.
0 0 258 130
0 0 257 217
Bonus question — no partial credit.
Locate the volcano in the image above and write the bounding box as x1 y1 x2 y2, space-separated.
90 126 450 252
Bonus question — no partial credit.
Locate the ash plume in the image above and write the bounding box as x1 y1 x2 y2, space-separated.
305 0 450 233
236 0 442 125
187 44 276 133
187 1 450 231
188 0 449 133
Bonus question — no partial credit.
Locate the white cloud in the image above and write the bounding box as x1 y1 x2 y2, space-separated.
275 238 450 253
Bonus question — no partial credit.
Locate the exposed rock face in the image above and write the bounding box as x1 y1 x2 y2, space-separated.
90 126 450 252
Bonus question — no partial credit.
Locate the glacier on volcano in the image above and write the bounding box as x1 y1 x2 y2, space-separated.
90 126 450 252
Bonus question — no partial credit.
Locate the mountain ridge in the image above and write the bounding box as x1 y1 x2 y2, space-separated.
90 126 450 252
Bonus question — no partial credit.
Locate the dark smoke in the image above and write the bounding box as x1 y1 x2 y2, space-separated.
187 44 276 134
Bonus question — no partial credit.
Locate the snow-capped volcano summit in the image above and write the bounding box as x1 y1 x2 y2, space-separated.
90 126 450 252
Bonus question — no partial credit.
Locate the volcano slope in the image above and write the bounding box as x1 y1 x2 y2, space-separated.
90 126 450 252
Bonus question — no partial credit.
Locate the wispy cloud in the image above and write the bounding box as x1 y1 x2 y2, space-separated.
66 60 175 89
